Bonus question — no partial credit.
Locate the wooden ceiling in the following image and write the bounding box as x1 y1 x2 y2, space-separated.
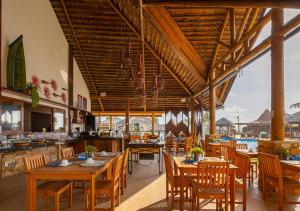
50 0 265 112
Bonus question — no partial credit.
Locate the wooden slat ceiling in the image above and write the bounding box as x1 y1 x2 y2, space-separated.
50 0 264 112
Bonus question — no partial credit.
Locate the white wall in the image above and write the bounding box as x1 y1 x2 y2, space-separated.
1 0 91 111
73 58 91 111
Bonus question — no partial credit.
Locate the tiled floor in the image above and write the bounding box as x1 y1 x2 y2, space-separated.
1 159 300 211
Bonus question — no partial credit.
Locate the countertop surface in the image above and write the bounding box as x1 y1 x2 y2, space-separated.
0 141 56 154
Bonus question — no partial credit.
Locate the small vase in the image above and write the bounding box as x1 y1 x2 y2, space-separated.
194 154 200 161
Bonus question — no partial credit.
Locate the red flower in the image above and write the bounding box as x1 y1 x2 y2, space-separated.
43 87 50 99
61 92 67 103
31 75 40 87
50 79 57 91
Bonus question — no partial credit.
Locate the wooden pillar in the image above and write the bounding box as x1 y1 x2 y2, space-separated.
271 9 285 141
68 45 73 133
98 113 101 132
191 98 195 137
151 112 155 135
230 8 236 62
109 115 112 130
125 99 130 135
209 70 216 135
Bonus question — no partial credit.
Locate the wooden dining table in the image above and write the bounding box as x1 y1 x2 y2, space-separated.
280 160 300 172
236 150 258 158
172 155 238 211
25 154 118 211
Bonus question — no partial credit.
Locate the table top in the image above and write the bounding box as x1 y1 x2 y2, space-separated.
128 142 165 148
280 160 300 171
29 155 116 175
236 150 258 157
172 155 238 170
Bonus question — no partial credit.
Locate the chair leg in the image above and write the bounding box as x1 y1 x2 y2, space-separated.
69 184 73 208
111 190 115 210
54 193 60 211
243 181 247 211
170 187 174 209
124 172 127 188
84 189 89 211
116 185 121 206
166 180 169 199
225 192 229 211
121 175 124 195
278 188 284 211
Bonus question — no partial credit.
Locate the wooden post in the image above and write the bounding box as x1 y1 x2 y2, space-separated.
209 70 216 135
271 9 285 141
151 112 155 135
230 8 236 63
109 115 112 130
191 98 195 137
98 113 101 133
68 45 73 133
125 99 130 135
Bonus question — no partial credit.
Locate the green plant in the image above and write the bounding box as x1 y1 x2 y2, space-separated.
275 147 289 160
208 138 219 143
85 145 97 157
26 82 40 108
190 146 204 155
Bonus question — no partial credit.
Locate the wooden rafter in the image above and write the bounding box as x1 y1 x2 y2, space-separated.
142 0 300 8
106 0 193 97
144 6 207 85
60 0 104 112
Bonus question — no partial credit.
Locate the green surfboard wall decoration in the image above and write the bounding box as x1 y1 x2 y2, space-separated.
7 35 27 92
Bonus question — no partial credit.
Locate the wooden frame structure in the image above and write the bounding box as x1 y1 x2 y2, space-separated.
49 0 300 139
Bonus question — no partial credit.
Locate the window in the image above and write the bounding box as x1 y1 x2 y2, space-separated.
0 101 22 132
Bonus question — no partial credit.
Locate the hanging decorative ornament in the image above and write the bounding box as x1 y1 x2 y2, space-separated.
50 79 57 91
157 60 165 90
60 92 67 103
31 75 40 88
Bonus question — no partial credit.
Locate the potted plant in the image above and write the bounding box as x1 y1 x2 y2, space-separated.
85 145 97 158
190 146 204 161
25 82 40 108
275 148 289 160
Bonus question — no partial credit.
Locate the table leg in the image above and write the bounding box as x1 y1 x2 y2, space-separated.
90 175 95 211
26 174 36 211
128 148 132 174
106 164 112 180
180 169 184 211
230 171 236 211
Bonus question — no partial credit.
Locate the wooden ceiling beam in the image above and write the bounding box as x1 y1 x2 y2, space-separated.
92 111 164 116
106 0 194 98
60 0 101 111
142 0 300 8
144 6 207 86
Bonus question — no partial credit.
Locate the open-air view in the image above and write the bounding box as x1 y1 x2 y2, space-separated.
1 0 300 211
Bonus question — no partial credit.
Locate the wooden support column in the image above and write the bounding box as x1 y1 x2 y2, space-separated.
271 9 285 141
230 8 236 63
209 70 216 135
125 99 130 135
151 112 155 135
68 45 73 132
109 115 113 130
191 98 195 137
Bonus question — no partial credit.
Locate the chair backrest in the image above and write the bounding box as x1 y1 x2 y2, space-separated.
185 136 194 146
259 152 283 181
23 153 46 173
226 146 236 164
235 153 250 178
121 148 129 173
196 161 229 189
112 153 125 184
236 143 248 150
61 147 75 159
165 136 175 145
163 152 174 184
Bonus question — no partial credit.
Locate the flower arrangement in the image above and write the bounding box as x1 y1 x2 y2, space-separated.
43 86 50 99
190 146 204 161
85 145 97 158
60 92 67 103
50 79 57 91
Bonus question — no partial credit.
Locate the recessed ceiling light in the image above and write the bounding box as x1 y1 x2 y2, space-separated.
100 92 106 97
180 98 186 103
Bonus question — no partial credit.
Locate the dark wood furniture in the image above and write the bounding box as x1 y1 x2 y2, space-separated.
120 148 129 195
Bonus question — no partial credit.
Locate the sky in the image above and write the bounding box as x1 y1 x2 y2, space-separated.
216 9 300 123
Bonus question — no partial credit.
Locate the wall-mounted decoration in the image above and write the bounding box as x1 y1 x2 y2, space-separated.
52 93 60 97
7 35 27 91
50 79 57 91
31 75 40 87
43 86 50 99
60 92 67 103
41 79 50 84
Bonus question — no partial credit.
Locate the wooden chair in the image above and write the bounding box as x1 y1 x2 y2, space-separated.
163 152 192 209
220 141 234 159
61 147 75 159
236 143 248 150
120 148 129 195
165 136 176 153
61 147 86 193
235 144 258 185
191 161 230 211
226 146 236 164
235 153 250 211
85 154 124 211
23 153 73 211
259 153 300 210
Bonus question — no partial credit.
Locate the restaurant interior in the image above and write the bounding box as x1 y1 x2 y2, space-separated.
1 0 300 211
